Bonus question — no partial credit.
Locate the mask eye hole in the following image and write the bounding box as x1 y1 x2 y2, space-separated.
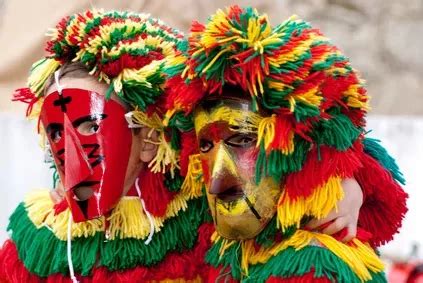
77 121 100 135
51 129 62 143
225 133 257 148
46 123 63 144
199 139 214 153
73 114 107 136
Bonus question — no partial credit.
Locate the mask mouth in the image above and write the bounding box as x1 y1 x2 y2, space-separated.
72 180 99 201
216 185 244 202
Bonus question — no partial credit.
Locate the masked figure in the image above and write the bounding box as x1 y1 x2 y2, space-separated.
194 94 281 240
163 6 408 282
0 10 212 282
40 89 132 222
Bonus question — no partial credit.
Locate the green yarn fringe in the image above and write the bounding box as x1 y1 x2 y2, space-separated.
255 137 310 184
8 196 209 277
253 217 297 248
245 246 386 283
206 240 386 283
363 137 405 185
168 111 194 133
311 110 361 151
109 67 165 111
164 169 183 192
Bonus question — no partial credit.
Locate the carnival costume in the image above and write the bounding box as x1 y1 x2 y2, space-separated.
0 10 212 282
163 6 408 282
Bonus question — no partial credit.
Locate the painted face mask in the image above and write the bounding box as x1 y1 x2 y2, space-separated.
194 96 282 240
40 88 132 222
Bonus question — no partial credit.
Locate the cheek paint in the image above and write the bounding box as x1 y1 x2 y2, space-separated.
208 124 222 142
201 158 211 185
236 147 259 178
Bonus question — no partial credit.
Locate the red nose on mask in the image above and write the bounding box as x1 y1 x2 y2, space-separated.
64 114 93 190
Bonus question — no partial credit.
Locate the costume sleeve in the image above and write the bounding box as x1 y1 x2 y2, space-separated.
355 137 408 247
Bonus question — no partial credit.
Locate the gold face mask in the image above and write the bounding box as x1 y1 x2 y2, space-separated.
194 95 282 240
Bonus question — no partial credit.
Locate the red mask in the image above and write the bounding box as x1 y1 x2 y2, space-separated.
40 89 132 222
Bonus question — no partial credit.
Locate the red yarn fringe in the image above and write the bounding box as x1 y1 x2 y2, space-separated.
99 53 164 77
0 240 41 283
355 148 408 247
270 116 294 152
138 170 176 217
267 269 332 282
165 76 204 114
12 88 40 117
0 224 214 283
284 143 363 200
179 131 199 177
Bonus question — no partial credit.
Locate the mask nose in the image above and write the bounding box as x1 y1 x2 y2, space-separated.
63 114 93 190
209 144 241 196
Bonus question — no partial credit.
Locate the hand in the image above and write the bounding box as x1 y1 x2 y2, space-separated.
50 181 65 204
305 178 363 242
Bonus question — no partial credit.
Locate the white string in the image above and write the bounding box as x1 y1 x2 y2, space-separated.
54 69 64 95
135 177 155 245
67 214 79 283
56 65 78 282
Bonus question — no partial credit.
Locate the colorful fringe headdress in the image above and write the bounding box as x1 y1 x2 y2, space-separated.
14 9 186 175
164 4 407 269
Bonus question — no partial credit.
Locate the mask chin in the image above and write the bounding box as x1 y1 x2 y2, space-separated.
215 214 271 240
208 176 282 240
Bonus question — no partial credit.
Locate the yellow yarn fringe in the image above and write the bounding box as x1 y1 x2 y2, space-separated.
113 60 164 93
129 110 163 130
74 18 174 62
257 115 276 150
163 108 177 127
193 106 262 135
267 80 294 92
107 192 189 240
343 84 370 111
213 229 384 281
277 176 344 231
268 36 321 67
24 188 192 241
25 191 104 239
28 58 60 96
256 114 295 154
127 110 179 178
166 53 188 71
181 154 204 198
286 85 322 113
27 97 45 120
148 131 180 178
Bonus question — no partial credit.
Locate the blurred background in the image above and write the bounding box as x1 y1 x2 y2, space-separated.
0 0 422 281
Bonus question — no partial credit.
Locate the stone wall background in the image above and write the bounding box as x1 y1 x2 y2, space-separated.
0 0 422 115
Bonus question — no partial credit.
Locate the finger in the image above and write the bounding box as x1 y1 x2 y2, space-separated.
322 217 348 235
305 211 338 230
341 225 357 242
